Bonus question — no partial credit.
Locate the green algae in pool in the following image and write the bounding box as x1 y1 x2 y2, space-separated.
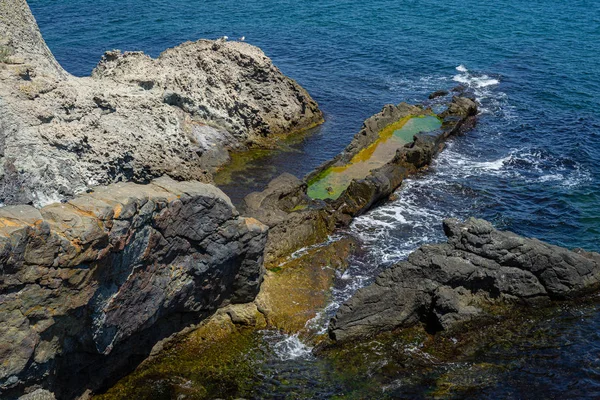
307 115 442 200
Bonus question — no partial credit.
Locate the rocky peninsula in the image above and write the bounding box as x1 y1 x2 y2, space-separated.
244 96 477 268
0 0 322 207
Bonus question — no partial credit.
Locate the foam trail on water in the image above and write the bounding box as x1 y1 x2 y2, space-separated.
263 331 314 361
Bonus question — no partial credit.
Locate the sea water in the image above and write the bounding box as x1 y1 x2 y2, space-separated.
29 0 600 397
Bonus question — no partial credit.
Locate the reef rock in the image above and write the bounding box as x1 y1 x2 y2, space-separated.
244 97 477 267
329 218 600 342
0 177 268 399
0 0 322 206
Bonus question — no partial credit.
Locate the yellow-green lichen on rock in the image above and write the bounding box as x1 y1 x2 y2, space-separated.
307 115 441 200
95 305 266 400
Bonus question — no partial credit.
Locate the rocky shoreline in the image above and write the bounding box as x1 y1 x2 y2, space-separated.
2 1 599 399
0 177 267 398
329 217 600 342
0 1 320 398
243 95 477 268
0 0 322 207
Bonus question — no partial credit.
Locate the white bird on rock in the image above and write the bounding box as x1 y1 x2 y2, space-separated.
239 36 245 41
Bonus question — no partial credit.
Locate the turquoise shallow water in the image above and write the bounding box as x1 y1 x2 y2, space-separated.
28 0 600 397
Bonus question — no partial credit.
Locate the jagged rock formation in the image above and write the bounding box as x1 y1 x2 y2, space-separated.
0 177 268 399
0 0 322 206
329 218 600 342
244 96 477 267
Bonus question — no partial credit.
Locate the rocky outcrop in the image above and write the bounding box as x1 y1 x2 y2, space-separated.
244 96 477 267
329 218 600 342
0 177 268 399
0 0 322 206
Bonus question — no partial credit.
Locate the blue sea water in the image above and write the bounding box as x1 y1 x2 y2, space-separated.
28 0 600 397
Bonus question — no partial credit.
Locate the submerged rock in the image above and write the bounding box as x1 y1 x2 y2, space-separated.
428 89 449 99
329 218 600 342
0 177 268 399
0 0 322 206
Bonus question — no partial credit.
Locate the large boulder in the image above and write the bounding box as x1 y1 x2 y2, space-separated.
0 177 268 399
0 0 323 206
329 218 600 342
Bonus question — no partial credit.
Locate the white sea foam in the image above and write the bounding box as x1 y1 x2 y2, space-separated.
453 73 499 88
266 332 313 361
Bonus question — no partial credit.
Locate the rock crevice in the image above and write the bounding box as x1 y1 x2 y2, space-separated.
0 177 268 399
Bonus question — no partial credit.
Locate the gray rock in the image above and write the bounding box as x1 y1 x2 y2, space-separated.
329 218 600 342
243 173 309 227
242 173 334 265
0 177 268 399
0 0 322 207
428 90 449 99
18 389 56 400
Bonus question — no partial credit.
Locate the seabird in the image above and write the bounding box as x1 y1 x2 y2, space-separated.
239 36 245 41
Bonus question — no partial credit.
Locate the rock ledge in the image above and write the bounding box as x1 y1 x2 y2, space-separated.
329 218 600 342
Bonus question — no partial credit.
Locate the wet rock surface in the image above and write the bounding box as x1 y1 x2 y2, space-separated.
0 0 322 206
0 177 268 399
329 218 600 342
244 96 477 267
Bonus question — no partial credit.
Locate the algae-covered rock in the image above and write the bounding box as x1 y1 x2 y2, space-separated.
329 218 600 342
243 172 335 268
244 96 477 265
0 177 268 399
255 236 358 334
95 304 264 400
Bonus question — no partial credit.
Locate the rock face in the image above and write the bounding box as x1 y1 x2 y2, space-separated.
0 0 322 206
244 96 477 267
329 218 600 342
0 177 268 399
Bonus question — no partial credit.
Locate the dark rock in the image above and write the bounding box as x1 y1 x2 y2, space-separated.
329 218 600 342
243 173 309 227
439 96 477 118
428 90 449 99
0 177 268 399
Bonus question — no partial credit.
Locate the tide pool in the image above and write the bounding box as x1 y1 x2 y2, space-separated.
307 115 441 200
